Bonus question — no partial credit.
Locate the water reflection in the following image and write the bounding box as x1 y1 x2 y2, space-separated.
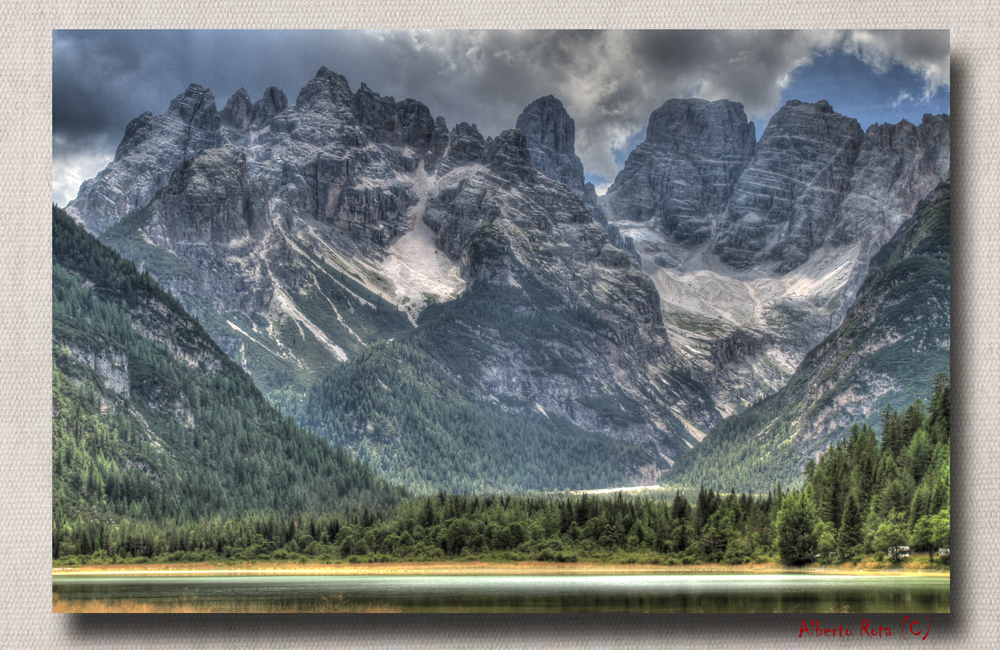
53 573 950 613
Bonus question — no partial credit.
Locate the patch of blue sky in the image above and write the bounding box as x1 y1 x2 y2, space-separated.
766 49 949 133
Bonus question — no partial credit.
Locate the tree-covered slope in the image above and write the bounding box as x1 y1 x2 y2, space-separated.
52 205 405 527
278 340 655 494
664 184 951 493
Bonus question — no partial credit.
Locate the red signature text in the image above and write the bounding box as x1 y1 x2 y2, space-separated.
799 617 930 640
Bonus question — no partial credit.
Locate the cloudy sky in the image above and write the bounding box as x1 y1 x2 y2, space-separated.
53 29 950 205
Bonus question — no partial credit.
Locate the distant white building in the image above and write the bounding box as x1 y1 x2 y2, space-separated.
888 545 910 559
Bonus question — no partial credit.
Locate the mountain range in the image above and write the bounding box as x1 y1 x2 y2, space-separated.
63 67 950 491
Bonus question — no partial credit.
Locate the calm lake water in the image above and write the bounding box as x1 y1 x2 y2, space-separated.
52 573 950 613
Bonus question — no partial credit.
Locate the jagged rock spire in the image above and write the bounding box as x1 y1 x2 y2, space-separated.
516 95 585 192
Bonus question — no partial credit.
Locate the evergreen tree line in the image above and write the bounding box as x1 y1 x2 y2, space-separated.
55 378 949 566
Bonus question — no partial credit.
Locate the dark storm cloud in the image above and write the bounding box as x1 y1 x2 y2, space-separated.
52 30 950 204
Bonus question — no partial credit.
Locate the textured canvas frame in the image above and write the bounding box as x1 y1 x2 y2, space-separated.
2 1 998 646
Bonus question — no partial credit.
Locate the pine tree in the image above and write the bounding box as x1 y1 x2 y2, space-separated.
837 494 863 560
880 403 899 455
776 491 819 566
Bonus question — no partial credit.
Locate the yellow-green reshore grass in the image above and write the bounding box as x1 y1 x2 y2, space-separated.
53 559 950 577
51 592 401 613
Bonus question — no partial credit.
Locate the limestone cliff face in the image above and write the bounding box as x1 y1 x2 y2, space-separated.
719 100 864 272
67 84 225 234
667 185 951 492
220 88 254 131
138 145 277 315
516 96 586 193
605 98 756 247
250 87 288 131
830 113 951 324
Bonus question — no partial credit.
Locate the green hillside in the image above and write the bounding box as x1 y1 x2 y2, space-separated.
279 340 654 494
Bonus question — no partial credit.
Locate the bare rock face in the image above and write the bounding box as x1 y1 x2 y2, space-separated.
253 70 444 249
147 145 272 246
605 98 756 246
515 95 586 192
397 99 437 152
353 83 437 153
830 113 951 323
64 345 130 398
67 84 224 234
667 186 951 492
718 100 864 272
220 88 254 131
165 83 222 135
435 122 485 175
250 87 288 130
67 85 292 236
482 128 539 185
422 129 717 464
601 98 949 423
353 82 401 143
134 144 277 314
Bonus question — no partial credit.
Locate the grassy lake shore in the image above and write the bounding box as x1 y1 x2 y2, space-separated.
53 559 950 577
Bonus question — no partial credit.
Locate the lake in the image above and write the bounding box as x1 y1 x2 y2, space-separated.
52 572 950 613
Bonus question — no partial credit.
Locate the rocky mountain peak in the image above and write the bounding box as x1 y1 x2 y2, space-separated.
484 129 538 184
603 97 756 246
165 83 221 132
783 98 834 114
516 95 585 192
295 67 355 111
351 82 438 152
250 86 287 130
114 111 154 161
435 122 485 174
68 84 224 233
353 82 398 140
220 88 254 131
718 99 864 271
600 96 947 425
642 98 756 149
517 96 574 153
919 113 951 178
825 113 951 324
396 98 436 152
